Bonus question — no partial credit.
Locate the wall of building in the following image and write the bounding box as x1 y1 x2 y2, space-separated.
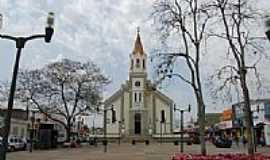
123 91 130 135
106 96 122 135
9 119 28 138
154 97 171 134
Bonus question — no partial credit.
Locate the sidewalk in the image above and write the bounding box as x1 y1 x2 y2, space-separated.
6 142 270 160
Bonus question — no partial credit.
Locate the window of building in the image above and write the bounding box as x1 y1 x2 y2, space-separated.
139 93 142 102
161 110 165 123
131 59 133 70
143 59 145 69
12 126 18 136
136 59 140 68
135 81 140 87
264 102 270 119
134 93 137 102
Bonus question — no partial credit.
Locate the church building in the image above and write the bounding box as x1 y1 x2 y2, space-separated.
104 30 174 139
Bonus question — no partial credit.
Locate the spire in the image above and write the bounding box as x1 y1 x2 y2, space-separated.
132 27 144 55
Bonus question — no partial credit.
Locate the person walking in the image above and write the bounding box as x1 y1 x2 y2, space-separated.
234 134 239 146
241 135 247 147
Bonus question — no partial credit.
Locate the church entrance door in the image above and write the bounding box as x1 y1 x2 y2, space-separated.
134 113 141 134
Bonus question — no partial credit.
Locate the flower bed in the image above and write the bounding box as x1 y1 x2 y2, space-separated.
171 153 270 160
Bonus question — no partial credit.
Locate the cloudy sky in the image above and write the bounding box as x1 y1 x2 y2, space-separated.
1 0 270 126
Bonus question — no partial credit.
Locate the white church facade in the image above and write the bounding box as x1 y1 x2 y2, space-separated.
104 30 174 139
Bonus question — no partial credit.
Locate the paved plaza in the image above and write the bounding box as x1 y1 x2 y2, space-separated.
6 143 270 160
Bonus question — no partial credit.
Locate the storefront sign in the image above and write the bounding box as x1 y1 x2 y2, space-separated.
220 109 232 121
218 120 232 130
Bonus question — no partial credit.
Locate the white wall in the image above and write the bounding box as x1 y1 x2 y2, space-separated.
155 98 171 134
107 97 122 134
123 91 130 134
9 119 28 138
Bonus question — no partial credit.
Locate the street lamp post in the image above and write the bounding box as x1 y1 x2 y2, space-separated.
98 105 115 153
174 104 191 153
0 12 54 160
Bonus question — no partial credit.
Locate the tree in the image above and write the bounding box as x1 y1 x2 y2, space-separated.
1 59 109 141
208 0 268 155
152 0 213 155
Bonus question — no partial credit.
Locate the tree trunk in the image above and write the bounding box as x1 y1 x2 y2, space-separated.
66 122 72 142
240 72 255 155
193 88 207 155
197 94 207 155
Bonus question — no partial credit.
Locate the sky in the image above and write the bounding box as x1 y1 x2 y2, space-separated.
1 0 270 127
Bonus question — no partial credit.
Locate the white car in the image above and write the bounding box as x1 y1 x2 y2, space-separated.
8 136 26 151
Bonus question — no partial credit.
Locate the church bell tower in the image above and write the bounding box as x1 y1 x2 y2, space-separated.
129 28 147 135
129 28 147 110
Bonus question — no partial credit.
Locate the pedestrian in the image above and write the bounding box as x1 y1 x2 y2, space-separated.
260 133 265 146
234 134 239 146
242 135 247 147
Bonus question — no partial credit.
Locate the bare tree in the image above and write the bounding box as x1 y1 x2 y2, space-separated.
208 0 268 155
152 0 213 155
1 59 109 141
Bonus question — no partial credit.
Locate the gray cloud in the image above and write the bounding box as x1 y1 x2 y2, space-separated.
0 0 270 121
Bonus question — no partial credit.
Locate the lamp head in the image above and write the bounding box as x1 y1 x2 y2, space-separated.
47 12 55 27
45 12 55 43
0 13 3 29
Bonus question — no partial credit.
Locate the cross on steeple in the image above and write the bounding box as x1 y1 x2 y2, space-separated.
137 26 140 34
132 27 144 55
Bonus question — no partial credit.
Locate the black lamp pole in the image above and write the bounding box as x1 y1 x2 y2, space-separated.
0 12 54 160
174 104 191 153
100 105 114 153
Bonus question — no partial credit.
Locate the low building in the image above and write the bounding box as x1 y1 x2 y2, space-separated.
232 99 270 146
0 108 28 138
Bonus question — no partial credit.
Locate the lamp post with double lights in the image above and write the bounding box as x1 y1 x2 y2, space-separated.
0 12 54 160
97 104 116 153
265 17 270 41
174 104 191 153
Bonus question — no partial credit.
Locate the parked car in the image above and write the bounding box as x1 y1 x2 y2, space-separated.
212 136 232 148
7 136 26 151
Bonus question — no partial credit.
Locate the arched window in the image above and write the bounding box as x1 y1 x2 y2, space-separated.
131 59 133 69
136 59 140 68
135 81 140 87
134 93 137 102
139 93 142 102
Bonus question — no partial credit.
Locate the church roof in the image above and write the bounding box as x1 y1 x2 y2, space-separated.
132 28 144 55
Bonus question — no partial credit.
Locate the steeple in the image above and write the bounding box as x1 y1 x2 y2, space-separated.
132 27 144 55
